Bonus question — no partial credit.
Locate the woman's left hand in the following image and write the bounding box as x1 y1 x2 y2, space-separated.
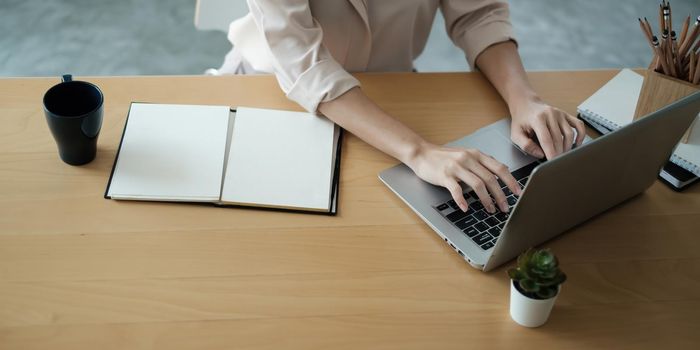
509 98 586 160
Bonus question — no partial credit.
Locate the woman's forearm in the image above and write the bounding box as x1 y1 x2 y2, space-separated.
318 86 521 214
475 41 538 113
318 87 427 166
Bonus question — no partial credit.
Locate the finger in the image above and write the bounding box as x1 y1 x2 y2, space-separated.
567 114 586 146
469 163 509 213
454 169 496 214
511 127 545 159
444 179 469 212
559 118 575 152
481 154 522 197
546 113 564 156
531 119 557 160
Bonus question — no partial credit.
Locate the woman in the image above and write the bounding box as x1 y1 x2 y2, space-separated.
217 0 586 214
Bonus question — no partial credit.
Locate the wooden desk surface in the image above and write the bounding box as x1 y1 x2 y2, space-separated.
1 71 699 349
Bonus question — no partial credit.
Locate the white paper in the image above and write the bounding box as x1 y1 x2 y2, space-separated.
221 107 336 211
577 69 643 129
107 103 230 201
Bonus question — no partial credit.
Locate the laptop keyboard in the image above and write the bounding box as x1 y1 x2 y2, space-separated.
434 161 540 250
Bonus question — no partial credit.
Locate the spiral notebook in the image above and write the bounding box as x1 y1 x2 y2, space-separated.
577 69 700 188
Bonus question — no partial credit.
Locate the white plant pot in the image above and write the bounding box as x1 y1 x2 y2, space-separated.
509 280 559 327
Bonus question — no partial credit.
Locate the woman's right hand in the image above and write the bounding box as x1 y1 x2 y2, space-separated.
406 143 523 214
317 88 522 213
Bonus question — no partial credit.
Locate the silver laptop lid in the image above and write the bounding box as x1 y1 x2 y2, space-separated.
485 91 700 270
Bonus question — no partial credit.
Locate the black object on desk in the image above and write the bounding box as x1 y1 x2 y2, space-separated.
43 74 104 165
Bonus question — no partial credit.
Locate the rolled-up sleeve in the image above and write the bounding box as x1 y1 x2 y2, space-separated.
246 0 360 113
440 0 517 69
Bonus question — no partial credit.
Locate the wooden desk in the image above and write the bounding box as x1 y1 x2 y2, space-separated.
1 71 698 349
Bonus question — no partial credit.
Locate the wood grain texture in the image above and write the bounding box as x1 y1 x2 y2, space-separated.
1 71 699 349
633 69 699 143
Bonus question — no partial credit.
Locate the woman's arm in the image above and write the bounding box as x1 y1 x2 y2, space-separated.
475 41 586 159
319 87 521 214
247 0 520 213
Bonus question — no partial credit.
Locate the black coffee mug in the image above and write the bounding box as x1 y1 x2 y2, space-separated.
43 74 104 165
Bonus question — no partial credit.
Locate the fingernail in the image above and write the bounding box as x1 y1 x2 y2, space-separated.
500 201 509 213
487 204 496 213
459 203 468 212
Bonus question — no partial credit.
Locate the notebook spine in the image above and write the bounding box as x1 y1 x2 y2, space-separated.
577 108 620 130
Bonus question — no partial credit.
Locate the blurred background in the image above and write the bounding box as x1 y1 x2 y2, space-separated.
0 0 697 76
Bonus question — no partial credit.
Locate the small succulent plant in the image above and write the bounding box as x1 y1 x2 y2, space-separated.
507 248 566 300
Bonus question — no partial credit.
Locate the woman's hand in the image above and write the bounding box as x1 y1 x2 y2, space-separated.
318 87 521 214
474 42 586 160
510 98 586 160
406 143 522 214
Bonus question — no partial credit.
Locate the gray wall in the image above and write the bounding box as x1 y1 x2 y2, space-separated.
1 0 697 76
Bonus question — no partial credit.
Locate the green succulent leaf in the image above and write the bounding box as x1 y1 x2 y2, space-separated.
517 249 533 268
518 278 540 293
534 250 555 268
521 263 536 278
509 248 567 292
531 267 546 275
536 286 558 299
540 269 557 279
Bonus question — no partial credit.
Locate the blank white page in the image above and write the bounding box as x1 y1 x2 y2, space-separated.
221 107 336 211
577 69 643 129
107 103 230 202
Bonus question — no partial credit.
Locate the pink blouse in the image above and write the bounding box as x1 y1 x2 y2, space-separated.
222 0 515 113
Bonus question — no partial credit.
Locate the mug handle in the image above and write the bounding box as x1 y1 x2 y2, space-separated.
62 74 72 83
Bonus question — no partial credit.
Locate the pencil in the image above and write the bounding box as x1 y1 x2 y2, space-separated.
659 4 665 34
680 16 700 58
691 53 696 83
671 30 682 72
639 18 654 45
671 30 678 56
669 1 674 35
663 30 677 77
679 15 691 45
670 51 678 78
644 17 655 38
693 54 700 84
668 45 678 77
639 18 659 70
654 36 671 75
643 17 659 71
664 1 672 35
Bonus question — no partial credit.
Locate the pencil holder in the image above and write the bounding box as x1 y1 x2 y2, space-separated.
634 70 699 143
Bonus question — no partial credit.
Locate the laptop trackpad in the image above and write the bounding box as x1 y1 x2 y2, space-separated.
446 119 537 171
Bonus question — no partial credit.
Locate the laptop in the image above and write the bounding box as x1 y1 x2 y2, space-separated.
379 91 700 271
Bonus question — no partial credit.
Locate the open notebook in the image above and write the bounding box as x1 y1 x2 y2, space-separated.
105 103 342 214
577 69 700 188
